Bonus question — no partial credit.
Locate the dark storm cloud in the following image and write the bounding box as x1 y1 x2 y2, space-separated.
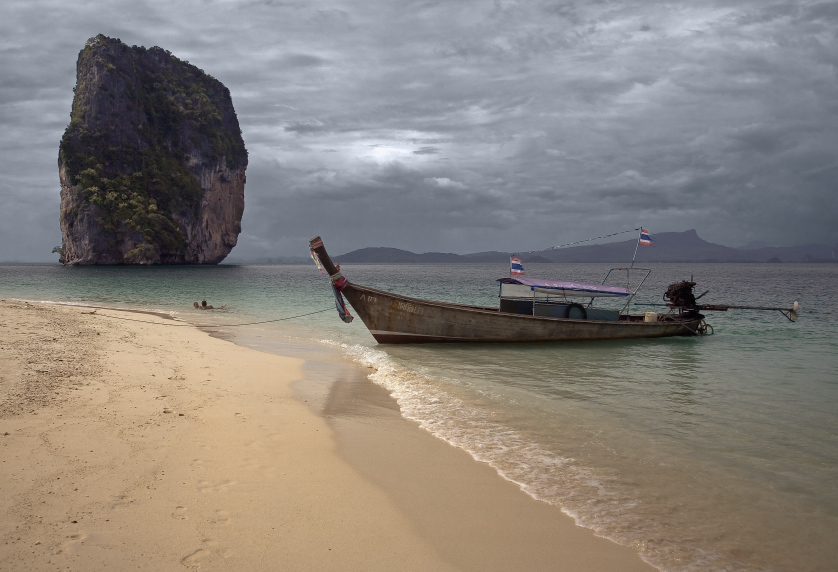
1 0 836 262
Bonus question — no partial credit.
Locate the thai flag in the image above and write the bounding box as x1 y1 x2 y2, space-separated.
510 256 526 276
639 229 653 246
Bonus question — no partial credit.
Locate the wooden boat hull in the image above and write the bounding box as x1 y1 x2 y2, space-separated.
342 283 704 344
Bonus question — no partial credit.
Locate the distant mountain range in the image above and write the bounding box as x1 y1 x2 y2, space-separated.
334 230 837 264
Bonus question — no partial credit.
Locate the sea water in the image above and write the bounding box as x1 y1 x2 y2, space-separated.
1 262 836 572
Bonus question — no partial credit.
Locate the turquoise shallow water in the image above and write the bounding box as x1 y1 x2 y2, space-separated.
2 262 836 572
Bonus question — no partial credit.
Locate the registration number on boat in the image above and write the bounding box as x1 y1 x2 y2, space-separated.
391 300 422 315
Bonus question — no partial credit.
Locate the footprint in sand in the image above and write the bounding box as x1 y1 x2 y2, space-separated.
111 496 135 509
172 506 188 520
241 458 278 476
181 548 209 568
181 539 219 569
197 480 237 493
210 510 230 525
55 533 87 555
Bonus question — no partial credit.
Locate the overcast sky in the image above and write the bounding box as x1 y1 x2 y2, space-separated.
1 0 836 262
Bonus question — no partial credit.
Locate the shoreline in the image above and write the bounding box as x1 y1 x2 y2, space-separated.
300 360 656 571
0 300 655 571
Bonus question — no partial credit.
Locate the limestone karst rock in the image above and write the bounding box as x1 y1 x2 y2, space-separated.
58 35 247 265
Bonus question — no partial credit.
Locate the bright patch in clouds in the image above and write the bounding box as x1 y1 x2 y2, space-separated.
424 177 468 190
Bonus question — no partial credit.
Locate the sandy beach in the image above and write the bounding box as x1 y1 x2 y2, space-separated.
0 299 654 571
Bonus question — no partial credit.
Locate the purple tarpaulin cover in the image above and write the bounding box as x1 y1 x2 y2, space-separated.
498 277 630 297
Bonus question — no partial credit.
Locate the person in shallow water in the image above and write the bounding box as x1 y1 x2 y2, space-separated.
193 301 225 310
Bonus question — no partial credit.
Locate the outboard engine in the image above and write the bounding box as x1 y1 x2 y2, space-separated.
664 281 698 309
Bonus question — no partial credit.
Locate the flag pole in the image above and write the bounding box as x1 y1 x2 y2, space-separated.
630 229 641 268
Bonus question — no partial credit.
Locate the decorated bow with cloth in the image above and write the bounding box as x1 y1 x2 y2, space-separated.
310 237 354 323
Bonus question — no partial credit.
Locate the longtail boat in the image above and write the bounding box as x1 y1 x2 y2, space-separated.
308 236 782 344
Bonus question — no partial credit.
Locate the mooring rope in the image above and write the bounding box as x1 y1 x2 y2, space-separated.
86 306 336 328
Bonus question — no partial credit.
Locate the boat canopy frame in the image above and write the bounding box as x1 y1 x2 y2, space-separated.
497 267 652 316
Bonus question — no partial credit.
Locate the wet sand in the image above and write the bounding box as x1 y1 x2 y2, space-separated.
0 300 654 571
